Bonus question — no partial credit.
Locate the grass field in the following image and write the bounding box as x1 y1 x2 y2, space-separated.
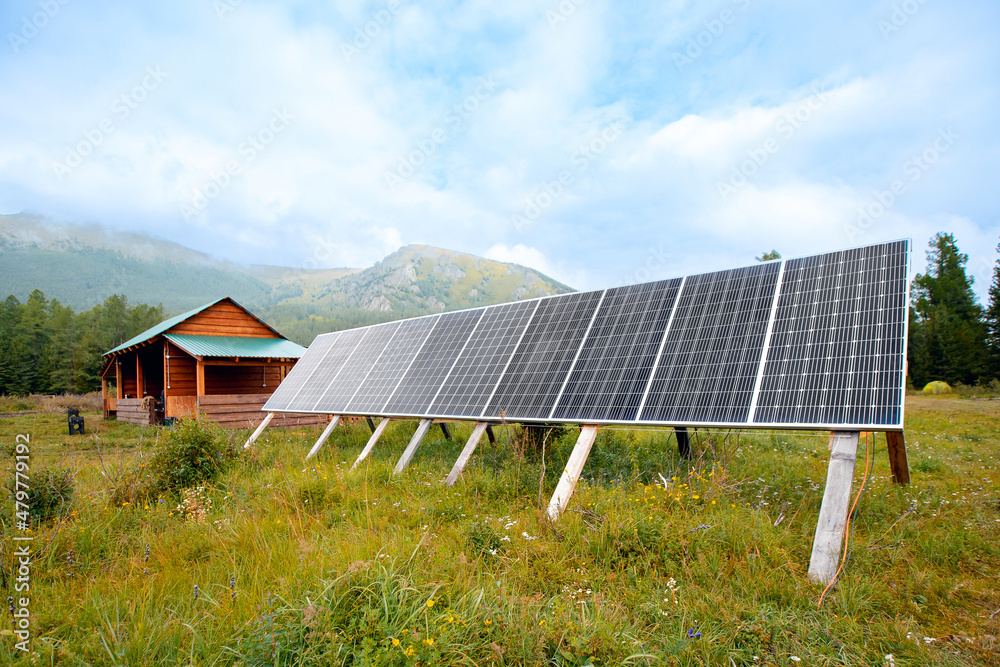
1 395 998 666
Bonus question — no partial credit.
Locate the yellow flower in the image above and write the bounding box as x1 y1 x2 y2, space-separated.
391 638 400 646
693 495 700 500
426 598 435 608
539 619 546 626
484 619 492 627
424 638 435 646
711 500 716 505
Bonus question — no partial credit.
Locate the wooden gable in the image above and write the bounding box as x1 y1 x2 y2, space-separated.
165 299 282 339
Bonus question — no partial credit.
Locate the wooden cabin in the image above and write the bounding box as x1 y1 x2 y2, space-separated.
101 297 324 429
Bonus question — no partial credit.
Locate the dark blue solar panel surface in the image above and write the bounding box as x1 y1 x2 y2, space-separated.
263 331 340 412
638 262 781 424
551 279 682 422
266 241 908 430
310 324 396 413
346 315 440 414
383 308 485 415
427 300 539 417
484 290 604 420
752 240 909 426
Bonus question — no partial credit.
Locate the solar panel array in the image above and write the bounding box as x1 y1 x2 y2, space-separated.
264 240 910 430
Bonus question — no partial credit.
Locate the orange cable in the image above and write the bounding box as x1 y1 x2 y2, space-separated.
818 431 872 608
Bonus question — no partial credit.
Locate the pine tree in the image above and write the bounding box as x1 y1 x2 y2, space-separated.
984 238 1000 379
908 233 988 386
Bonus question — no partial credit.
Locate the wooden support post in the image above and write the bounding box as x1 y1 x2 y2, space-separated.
808 431 860 584
445 421 489 487
115 359 122 399
306 416 341 461
394 419 433 474
440 422 452 440
136 354 144 397
196 360 206 399
886 431 910 485
352 418 391 470
675 427 691 459
546 425 600 522
366 416 377 433
243 412 274 449
485 424 496 444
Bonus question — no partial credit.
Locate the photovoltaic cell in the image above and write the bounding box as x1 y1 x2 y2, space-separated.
752 240 908 427
345 315 440 414
551 279 683 422
427 300 539 417
639 262 780 423
268 241 908 431
484 290 604 420
383 308 485 415
263 331 341 411
308 325 388 413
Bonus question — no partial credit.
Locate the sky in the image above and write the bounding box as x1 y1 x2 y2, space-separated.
1 0 998 300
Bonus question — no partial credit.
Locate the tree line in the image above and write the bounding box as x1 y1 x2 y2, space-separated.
0 291 163 396
1 232 998 397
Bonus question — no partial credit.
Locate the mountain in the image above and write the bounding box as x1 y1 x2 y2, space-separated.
0 214 574 344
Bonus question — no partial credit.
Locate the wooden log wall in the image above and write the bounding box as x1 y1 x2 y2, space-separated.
164 341 197 397
169 301 282 338
117 398 155 426
205 365 283 395
197 394 327 429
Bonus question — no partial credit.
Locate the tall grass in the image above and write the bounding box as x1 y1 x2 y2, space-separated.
1 397 998 665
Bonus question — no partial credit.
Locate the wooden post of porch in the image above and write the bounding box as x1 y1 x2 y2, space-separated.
196 359 205 405
115 359 123 399
136 354 144 398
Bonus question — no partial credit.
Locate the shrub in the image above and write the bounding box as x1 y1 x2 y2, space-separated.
148 418 237 493
8 466 75 525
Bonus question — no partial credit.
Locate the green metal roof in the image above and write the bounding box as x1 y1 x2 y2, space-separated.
163 334 306 359
104 298 225 356
103 297 289 357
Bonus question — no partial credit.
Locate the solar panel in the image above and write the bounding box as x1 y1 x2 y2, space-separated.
427 300 540 417
262 331 341 411
639 262 781 424
752 240 909 427
309 324 392 413
346 315 440 414
484 290 604 420
383 308 485 415
551 279 683 422
267 240 909 431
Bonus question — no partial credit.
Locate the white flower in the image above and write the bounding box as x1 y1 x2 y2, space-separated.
791 657 801 663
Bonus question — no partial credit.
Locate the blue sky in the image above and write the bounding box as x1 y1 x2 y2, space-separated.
1 0 998 299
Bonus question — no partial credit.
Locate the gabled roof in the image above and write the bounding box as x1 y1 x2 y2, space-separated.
103 297 287 357
163 334 305 359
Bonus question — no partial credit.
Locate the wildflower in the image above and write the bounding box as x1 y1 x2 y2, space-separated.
194 584 199 600
391 638 400 647
484 619 492 627
539 619 546 626
426 598 436 608
687 628 701 639
230 575 237 601
423 638 435 646
791 657 801 663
